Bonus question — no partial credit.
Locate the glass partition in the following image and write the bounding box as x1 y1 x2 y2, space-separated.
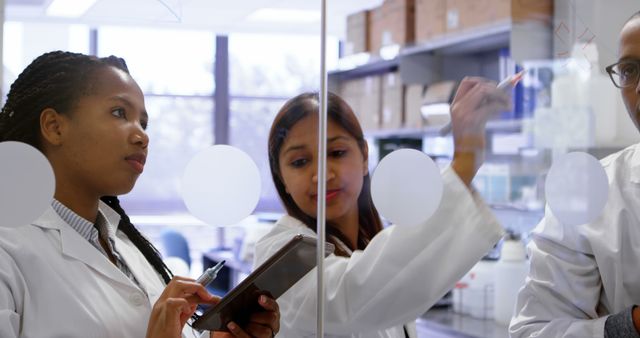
321 0 639 337
4 0 640 337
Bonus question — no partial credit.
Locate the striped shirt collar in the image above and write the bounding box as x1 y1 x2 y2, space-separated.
51 199 114 246
50 199 145 291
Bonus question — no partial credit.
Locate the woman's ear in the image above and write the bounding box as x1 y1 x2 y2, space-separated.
40 108 66 146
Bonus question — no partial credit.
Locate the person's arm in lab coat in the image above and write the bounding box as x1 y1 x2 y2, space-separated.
509 215 610 338
256 166 504 335
0 247 23 338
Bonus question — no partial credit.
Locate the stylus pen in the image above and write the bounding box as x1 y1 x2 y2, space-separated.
197 260 226 287
438 70 526 136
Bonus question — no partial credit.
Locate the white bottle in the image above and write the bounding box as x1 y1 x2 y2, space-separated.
583 43 617 145
453 259 496 319
493 233 529 326
548 43 617 147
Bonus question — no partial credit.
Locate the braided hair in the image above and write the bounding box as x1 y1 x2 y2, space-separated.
0 51 173 284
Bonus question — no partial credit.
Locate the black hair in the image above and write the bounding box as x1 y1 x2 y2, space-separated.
0 51 173 284
268 92 383 257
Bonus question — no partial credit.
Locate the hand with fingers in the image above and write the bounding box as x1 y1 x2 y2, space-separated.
145 276 220 338
211 295 281 338
449 77 513 186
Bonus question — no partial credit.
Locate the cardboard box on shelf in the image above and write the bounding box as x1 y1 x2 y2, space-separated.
415 0 446 43
369 6 385 56
360 76 382 131
339 76 382 131
446 0 506 32
421 80 457 127
445 0 552 33
381 72 405 130
369 0 416 56
339 78 363 120
512 0 553 24
405 84 425 128
346 10 370 56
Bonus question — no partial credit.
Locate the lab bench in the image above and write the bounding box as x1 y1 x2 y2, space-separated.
416 308 509 338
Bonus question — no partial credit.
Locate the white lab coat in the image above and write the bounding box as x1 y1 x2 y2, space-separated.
510 143 640 338
254 167 504 338
0 201 204 338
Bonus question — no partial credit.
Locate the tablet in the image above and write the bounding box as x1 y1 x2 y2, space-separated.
192 234 335 331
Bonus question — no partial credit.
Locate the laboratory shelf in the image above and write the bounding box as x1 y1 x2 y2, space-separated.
328 57 399 80
364 119 523 139
329 21 512 81
402 21 511 57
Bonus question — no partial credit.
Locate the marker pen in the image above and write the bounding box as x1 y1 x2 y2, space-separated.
438 70 525 136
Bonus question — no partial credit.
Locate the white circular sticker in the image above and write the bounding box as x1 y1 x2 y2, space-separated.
545 152 609 226
181 145 261 226
0 141 55 228
371 149 443 227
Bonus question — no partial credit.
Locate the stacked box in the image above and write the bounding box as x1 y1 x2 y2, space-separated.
405 84 425 128
381 72 405 130
445 0 552 33
369 0 416 55
345 10 370 55
415 0 447 43
339 76 382 131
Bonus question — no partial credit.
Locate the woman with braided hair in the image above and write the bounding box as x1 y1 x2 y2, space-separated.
0 51 279 338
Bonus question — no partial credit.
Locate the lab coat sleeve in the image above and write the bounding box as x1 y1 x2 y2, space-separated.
510 229 607 338
0 247 22 338
256 166 503 335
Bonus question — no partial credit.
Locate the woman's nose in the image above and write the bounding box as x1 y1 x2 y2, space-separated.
131 126 149 148
312 167 336 183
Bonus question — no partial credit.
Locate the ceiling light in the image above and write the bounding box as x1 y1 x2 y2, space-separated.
246 8 320 24
46 0 98 18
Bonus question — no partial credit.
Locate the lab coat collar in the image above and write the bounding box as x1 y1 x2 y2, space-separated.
630 143 640 183
31 203 137 290
32 200 122 231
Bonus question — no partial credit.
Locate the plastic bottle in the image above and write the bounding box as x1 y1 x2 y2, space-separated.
549 43 617 147
583 43 617 145
493 232 529 326
453 259 496 319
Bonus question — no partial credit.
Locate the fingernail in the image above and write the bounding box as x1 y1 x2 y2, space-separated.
228 322 237 331
260 295 267 303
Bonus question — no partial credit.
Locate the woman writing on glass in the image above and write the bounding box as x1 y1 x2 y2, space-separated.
256 83 511 337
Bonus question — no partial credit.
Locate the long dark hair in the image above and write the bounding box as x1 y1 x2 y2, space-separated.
0 51 173 284
268 92 383 256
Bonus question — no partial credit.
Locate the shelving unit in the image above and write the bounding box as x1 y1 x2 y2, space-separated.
401 21 511 57
329 17 555 228
329 57 399 81
364 119 523 139
330 21 518 86
328 19 549 141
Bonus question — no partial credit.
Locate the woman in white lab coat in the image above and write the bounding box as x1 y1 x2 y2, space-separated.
255 84 511 337
0 51 279 338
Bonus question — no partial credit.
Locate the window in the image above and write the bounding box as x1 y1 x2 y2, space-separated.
3 22 90 99
228 33 339 212
98 26 216 214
